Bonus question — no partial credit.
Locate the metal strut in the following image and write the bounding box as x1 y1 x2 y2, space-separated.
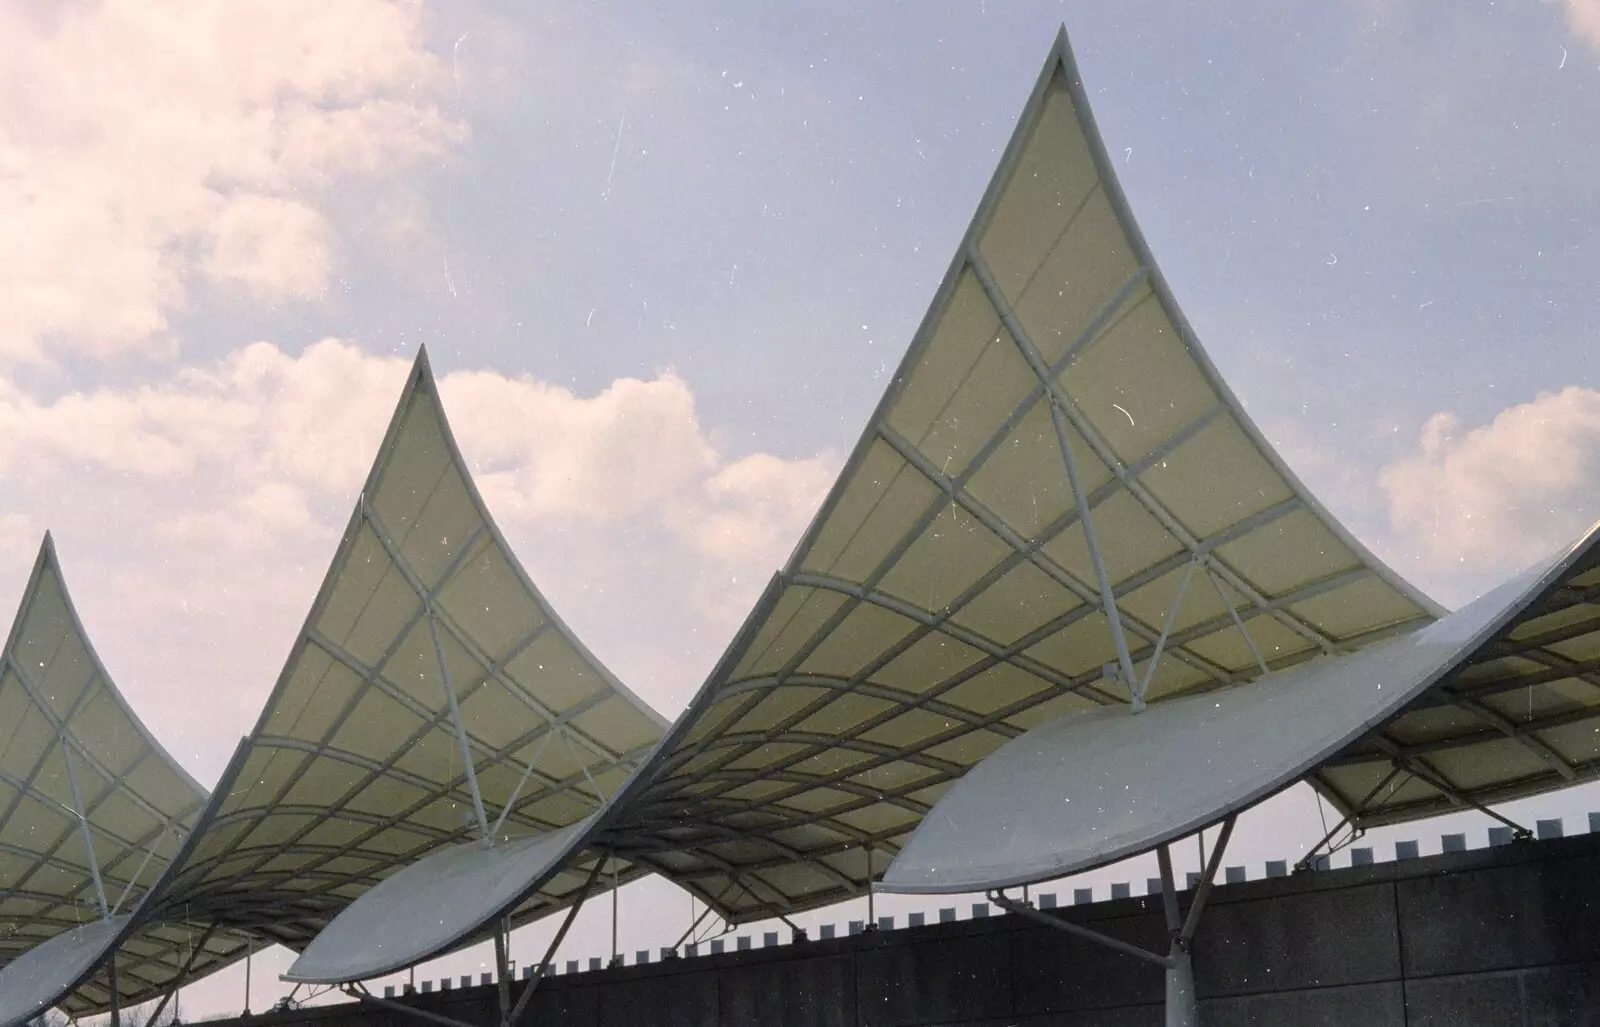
1295 765 1405 872
990 815 1236 1027
502 858 608 1027
1203 563 1270 676
142 922 219 1027
1137 557 1200 703
426 610 491 841
60 740 109 920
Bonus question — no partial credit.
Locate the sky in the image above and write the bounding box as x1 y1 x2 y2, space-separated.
3 0 1600 1018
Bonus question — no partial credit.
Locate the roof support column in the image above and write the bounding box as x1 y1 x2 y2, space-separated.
108 950 120 1027
1156 844 1196 1027
1167 814 1235 1027
494 918 512 1027
60 741 109 920
989 815 1235 1027
426 611 491 842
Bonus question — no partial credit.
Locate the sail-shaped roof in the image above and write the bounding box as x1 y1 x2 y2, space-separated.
0 539 258 1021
579 28 1441 924
136 351 667 955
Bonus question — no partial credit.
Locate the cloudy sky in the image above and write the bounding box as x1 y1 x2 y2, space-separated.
5 0 1600 1017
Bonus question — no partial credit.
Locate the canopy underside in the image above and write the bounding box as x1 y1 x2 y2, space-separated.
1320 533 1600 826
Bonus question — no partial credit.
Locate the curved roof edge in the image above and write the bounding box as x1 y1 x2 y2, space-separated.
0 539 223 1025
6 535 208 799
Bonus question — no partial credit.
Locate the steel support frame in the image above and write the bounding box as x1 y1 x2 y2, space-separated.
142 922 219 1027
59 739 109 919
1368 737 1533 837
969 250 1288 712
988 815 1235 1027
502 859 607 1027
426 610 491 841
340 860 607 1027
966 247 1341 671
109 951 120 1027
1294 764 1408 871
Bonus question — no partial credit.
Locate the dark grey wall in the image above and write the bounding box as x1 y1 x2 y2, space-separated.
231 833 1600 1027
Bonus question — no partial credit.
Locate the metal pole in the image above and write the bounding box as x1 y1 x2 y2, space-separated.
61 743 109 919
1049 396 1142 709
494 919 511 1027
426 611 490 840
504 860 606 1027
610 857 620 967
671 904 716 952
109 951 120 1027
865 845 876 929
1181 816 1236 944
490 729 560 840
1203 564 1270 676
1391 755 1532 837
1164 950 1199 1027
244 939 252 1015
1157 845 1197 1027
112 832 166 917
1294 765 1404 871
988 892 1169 968
1138 558 1199 701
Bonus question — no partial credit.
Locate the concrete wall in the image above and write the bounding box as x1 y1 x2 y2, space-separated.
230 832 1600 1027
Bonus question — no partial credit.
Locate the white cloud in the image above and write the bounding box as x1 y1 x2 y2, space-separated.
1380 386 1600 580
0 340 837 777
0 0 461 361
1562 0 1600 53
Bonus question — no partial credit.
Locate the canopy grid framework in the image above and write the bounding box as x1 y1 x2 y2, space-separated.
582 27 1440 926
0 539 259 1019
135 352 668 967
1320 531 1600 826
879 522 1600 896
